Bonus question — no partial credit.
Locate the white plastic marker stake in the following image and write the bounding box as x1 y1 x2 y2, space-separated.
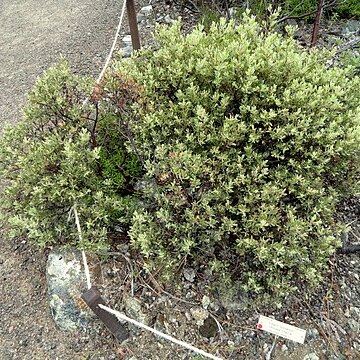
257 315 306 344
98 304 223 360
72 204 91 290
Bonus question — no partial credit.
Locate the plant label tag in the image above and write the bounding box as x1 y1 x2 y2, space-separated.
257 315 306 344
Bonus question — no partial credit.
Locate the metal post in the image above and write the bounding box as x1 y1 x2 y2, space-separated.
126 0 141 50
82 286 129 342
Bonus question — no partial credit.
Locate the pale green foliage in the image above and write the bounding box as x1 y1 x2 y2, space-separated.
0 61 139 249
119 15 360 300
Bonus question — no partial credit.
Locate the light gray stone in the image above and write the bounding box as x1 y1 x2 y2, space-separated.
124 296 151 326
164 15 173 24
183 268 196 282
190 307 209 326
46 247 94 331
348 319 360 333
303 353 319 360
201 295 211 309
140 5 153 14
122 35 132 45
307 328 319 340
350 306 360 319
137 13 145 23
120 46 133 58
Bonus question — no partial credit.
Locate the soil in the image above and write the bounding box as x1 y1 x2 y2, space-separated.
0 1 359 360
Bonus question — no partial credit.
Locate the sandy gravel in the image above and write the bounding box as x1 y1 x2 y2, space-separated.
0 0 124 130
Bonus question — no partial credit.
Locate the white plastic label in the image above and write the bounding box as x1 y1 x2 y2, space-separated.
257 315 306 344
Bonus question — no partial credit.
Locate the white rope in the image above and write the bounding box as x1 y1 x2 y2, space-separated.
96 0 128 83
77 0 129 288
98 304 223 360
73 205 92 290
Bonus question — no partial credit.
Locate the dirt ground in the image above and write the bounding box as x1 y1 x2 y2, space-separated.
1 1 360 360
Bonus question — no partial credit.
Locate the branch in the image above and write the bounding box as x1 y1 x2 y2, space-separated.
277 0 338 23
277 0 307 22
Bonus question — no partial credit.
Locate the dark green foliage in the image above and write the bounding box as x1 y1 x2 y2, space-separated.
205 0 360 19
118 15 360 302
285 0 360 18
0 61 142 249
336 0 360 18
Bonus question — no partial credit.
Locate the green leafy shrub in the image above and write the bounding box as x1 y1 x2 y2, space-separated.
0 61 142 249
119 15 360 301
337 0 360 18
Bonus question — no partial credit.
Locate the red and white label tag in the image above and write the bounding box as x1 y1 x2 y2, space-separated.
257 315 306 344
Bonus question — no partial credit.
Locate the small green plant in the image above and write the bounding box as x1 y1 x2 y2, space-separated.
0 61 142 249
118 14 360 302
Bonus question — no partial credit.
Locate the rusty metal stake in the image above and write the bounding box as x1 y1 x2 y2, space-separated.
310 0 324 48
82 286 129 342
126 0 141 50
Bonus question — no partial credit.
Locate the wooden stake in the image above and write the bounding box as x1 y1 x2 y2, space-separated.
126 0 141 50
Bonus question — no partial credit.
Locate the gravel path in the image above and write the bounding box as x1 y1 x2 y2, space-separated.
0 0 123 130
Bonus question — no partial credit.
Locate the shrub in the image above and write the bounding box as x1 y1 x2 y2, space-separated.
0 61 142 250
119 14 360 302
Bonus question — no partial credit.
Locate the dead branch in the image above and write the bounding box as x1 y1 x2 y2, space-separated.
277 0 338 23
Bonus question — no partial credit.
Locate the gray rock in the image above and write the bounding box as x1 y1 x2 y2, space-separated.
350 306 360 319
140 5 153 14
120 46 133 58
183 268 196 282
348 319 360 333
201 295 211 310
190 307 209 326
220 291 250 311
307 328 319 340
303 353 319 360
46 247 94 331
122 35 132 45
124 296 151 326
137 13 145 23
164 15 173 24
